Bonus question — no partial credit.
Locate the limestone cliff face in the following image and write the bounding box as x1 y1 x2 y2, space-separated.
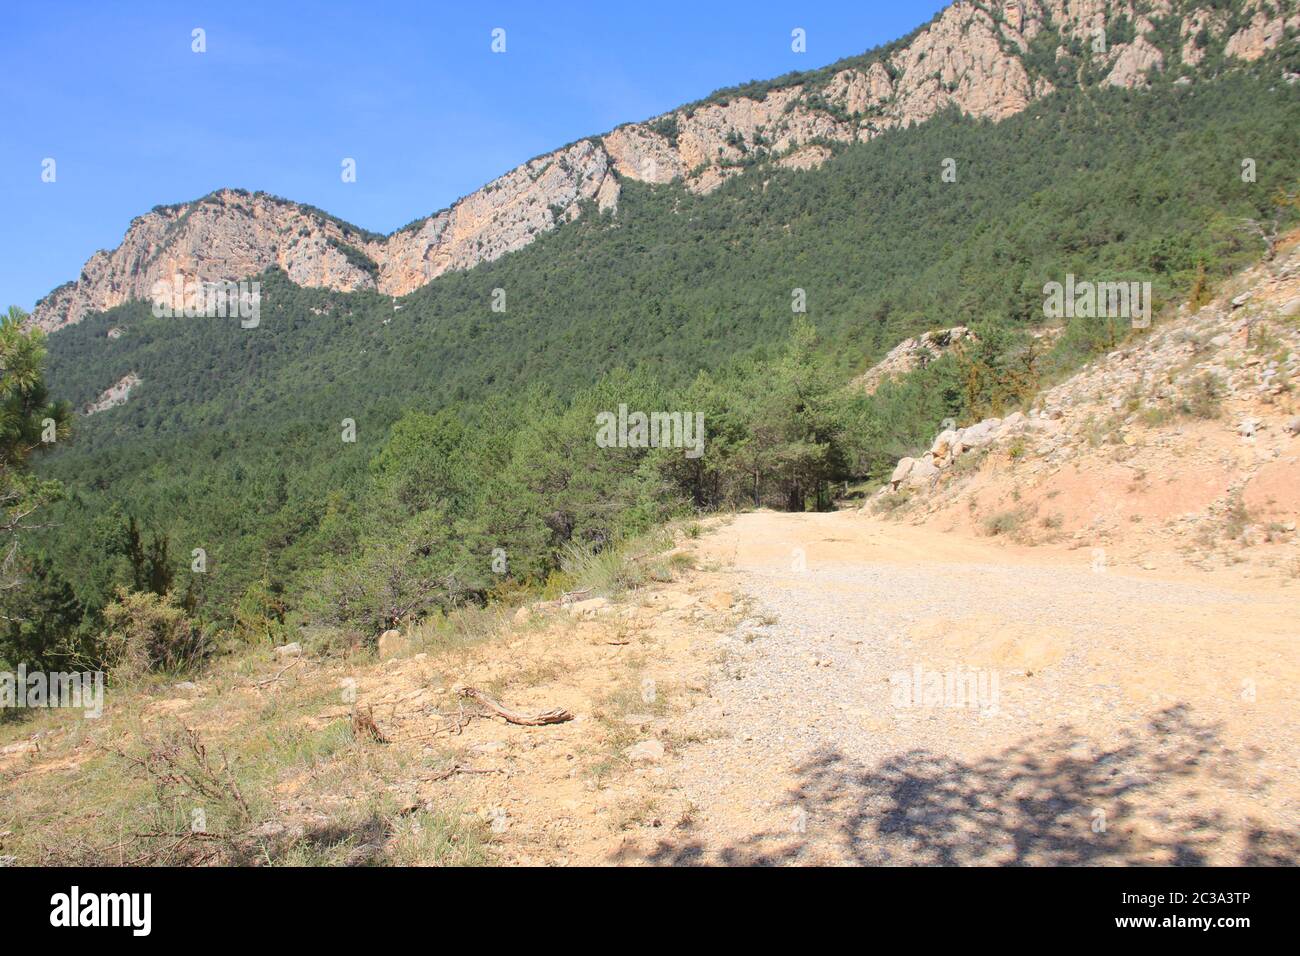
1224 0 1300 59
369 139 618 297
83 372 141 415
32 0 1296 332
33 190 382 331
32 144 619 330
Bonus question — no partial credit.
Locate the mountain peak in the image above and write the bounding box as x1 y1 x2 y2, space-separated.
31 0 1296 332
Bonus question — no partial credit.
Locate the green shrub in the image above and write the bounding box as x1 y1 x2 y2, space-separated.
1177 372 1224 420
233 579 290 645
100 588 208 679
873 487 915 515
982 509 1027 538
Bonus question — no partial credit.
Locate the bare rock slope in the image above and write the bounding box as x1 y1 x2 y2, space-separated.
874 231 1300 579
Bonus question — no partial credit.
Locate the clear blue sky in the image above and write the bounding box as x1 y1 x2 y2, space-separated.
0 0 948 311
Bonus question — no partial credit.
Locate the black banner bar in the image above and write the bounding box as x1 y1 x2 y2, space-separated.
1 865 1286 942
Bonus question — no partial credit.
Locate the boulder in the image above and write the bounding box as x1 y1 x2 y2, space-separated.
930 429 959 456
623 739 665 764
904 456 940 486
377 629 407 659
890 457 916 486
1281 297 1300 318
567 597 612 618
273 642 302 659
960 419 999 447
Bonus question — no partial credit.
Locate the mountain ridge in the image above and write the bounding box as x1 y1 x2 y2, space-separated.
30 0 1299 332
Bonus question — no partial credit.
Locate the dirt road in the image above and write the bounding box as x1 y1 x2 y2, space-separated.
8 509 1293 867
613 510 1300 865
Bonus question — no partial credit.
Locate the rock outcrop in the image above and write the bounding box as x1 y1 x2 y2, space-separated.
1224 0 1300 60
887 411 1049 490
370 140 620 297
854 326 975 395
83 373 141 415
33 192 382 332
31 0 1296 332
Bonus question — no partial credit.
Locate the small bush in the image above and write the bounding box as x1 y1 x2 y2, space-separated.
873 487 915 515
233 580 290 646
951 447 989 474
558 539 646 597
982 509 1027 537
1177 373 1224 420
1139 404 1175 428
1249 321 1282 356
1082 413 1124 447
557 530 676 599
668 551 696 572
1224 493 1252 541
306 509 469 634
99 589 209 680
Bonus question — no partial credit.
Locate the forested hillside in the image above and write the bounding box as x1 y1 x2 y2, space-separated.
7 40 1299 670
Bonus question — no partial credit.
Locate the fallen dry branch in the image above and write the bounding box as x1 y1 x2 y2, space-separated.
429 763 504 782
122 831 226 867
252 657 302 688
386 701 475 743
460 686 574 726
352 704 390 743
100 726 255 866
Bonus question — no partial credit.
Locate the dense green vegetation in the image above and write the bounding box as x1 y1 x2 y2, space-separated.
0 309 75 668
5 61 1297 671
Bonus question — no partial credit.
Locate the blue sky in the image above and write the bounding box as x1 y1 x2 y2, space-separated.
0 1 948 310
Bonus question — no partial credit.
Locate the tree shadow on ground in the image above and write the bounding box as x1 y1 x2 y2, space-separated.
632 706 1297 866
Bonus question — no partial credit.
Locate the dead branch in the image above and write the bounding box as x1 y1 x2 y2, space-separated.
252 656 302 688
109 725 251 824
98 725 255 865
385 700 474 742
429 763 504 782
460 686 574 726
352 704 389 743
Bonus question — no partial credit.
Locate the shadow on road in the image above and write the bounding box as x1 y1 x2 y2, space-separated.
628 706 1296 866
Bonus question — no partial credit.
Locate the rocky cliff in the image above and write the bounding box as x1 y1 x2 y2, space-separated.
853 326 976 395
31 0 1298 332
